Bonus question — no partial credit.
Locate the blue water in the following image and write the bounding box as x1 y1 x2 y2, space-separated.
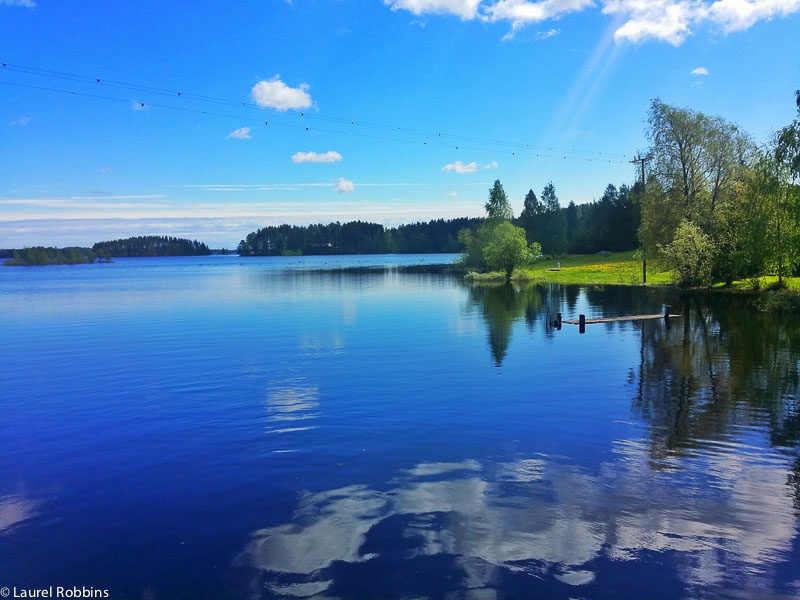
1 255 799 599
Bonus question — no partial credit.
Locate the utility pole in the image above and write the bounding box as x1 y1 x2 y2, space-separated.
631 153 652 284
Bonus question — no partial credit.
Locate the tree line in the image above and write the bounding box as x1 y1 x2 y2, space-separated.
518 181 640 255
237 218 482 256
92 236 211 257
236 185 641 258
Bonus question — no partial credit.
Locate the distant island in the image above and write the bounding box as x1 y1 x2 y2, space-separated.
3 236 211 266
4 246 112 266
92 236 211 257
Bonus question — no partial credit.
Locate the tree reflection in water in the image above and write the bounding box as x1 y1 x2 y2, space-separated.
238 286 800 599
465 283 547 366
631 292 800 504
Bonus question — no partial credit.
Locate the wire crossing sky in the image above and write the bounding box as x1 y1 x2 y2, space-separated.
1 0 799 247
1 62 632 160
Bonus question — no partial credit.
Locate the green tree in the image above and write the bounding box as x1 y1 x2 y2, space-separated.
485 180 513 221
775 90 800 182
519 189 542 247
760 148 800 285
661 220 715 287
482 221 539 280
646 100 753 233
642 99 757 284
565 200 578 249
520 189 543 218
541 182 559 212
458 226 485 270
538 182 567 255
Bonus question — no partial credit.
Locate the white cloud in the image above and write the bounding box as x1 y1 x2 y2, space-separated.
292 151 343 163
100 167 113 174
251 76 312 111
691 66 710 75
71 194 165 200
384 0 482 19
384 0 800 44
449 191 459 197
227 126 252 140
182 182 428 191
537 27 561 37
603 0 698 45
442 160 497 173
0 194 167 207
0 0 36 6
709 0 800 32
442 160 479 174
335 177 355 193
604 0 800 44
484 0 594 33
8 116 30 126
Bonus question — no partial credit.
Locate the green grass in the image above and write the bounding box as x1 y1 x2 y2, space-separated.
713 275 800 292
505 251 673 286
465 251 800 292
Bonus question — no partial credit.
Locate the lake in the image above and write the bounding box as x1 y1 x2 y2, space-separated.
1 255 799 599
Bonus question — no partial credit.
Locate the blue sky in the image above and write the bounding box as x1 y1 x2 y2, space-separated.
1 0 799 247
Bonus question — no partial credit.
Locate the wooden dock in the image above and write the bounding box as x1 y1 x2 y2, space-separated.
554 306 681 333
563 314 682 325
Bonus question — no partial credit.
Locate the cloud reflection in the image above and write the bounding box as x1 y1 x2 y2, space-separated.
265 379 319 435
240 447 798 598
0 492 42 534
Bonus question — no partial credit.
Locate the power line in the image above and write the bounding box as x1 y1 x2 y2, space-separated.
1 61 632 162
2 61 631 158
0 79 630 165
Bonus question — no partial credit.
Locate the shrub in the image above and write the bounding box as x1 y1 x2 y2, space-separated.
660 220 715 287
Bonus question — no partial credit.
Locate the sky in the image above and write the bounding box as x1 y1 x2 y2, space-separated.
1 0 799 248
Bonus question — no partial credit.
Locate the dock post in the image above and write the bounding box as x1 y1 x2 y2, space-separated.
556 312 562 330
664 305 672 329
579 314 586 334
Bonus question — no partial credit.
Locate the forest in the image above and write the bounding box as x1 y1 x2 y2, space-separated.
238 218 481 256
92 236 211 257
236 187 640 258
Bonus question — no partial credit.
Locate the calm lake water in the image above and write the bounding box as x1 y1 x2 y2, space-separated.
1 254 799 599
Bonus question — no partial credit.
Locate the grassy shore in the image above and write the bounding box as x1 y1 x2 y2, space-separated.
465 250 800 290
520 251 674 285
466 251 671 285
